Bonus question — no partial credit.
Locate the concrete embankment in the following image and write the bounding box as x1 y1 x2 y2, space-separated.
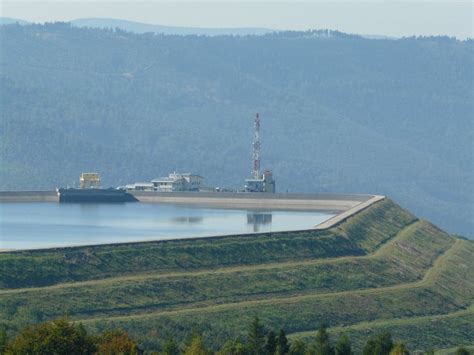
0 191 58 202
313 195 385 229
0 190 384 230
131 191 376 213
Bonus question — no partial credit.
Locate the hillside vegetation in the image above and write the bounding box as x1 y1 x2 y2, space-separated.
0 23 473 236
0 199 473 352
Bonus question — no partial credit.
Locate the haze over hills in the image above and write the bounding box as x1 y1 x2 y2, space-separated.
71 18 275 36
0 17 275 36
0 17 30 26
1 17 396 39
0 23 473 236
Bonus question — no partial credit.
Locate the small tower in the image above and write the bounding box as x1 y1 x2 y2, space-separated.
252 113 261 179
244 113 276 193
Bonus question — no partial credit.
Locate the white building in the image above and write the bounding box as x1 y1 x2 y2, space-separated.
245 170 275 193
151 173 204 192
124 182 155 191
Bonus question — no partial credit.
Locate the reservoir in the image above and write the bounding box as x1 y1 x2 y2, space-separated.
0 202 335 250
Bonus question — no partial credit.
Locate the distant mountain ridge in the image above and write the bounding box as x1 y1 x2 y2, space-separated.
0 17 275 36
0 17 30 25
1 17 396 39
70 18 275 36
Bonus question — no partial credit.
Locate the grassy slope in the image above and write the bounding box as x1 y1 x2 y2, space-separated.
0 198 414 289
291 242 474 351
0 220 453 323
435 344 474 355
0 199 472 352
82 239 473 351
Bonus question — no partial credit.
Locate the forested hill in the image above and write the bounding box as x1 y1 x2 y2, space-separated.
0 23 473 235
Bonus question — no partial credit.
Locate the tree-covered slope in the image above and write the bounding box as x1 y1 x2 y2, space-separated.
0 23 473 236
0 199 472 351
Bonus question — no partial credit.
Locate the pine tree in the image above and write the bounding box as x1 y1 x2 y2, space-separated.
389 343 409 355
247 316 266 355
363 332 393 355
162 336 180 355
276 329 290 355
0 328 8 355
375 332 394 355
217 339 246 355
184 334 210 355
266 331 277 355
335 335 352 355
312 324 334 355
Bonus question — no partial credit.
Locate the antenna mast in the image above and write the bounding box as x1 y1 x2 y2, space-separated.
252 113 261 179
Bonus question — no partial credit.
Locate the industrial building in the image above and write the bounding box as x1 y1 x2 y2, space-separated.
244 113 276 193
152 173 204 192
124 173 204 192
245 170 275 193
123 113 274 194
79 173 101 189
124 182 155 191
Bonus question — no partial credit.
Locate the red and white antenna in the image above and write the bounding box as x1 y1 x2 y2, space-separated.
252 113 261 179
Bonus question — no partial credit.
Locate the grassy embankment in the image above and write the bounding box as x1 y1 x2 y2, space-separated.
0 199 472 351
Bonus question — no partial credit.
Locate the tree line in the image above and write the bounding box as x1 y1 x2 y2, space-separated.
0 317 472 355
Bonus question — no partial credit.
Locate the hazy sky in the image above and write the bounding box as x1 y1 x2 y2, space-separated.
1 1 473 39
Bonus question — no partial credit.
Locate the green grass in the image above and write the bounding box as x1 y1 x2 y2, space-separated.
78 239 473 351
295 307 474 352
0 198 415 289
0 198 472 352
0 220 453 324
435 344 474 355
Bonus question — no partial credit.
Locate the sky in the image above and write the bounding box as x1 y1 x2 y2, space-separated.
1 1 473 39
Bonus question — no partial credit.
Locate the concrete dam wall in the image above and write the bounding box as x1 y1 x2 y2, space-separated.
0 190 384 230
0 191 59 202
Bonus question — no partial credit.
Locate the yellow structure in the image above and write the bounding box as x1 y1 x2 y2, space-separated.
79 173 101 189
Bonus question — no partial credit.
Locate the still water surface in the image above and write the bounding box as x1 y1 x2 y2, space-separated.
0 203 334 250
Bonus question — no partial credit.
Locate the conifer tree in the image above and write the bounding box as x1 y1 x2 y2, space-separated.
335 335 352 355
0 328 7 355
162 336 180 355
363 332 394 355
455 348 470 355
389 343 409 355
276 329 290 355
266 331 277 355
184 334 210 355
311 324 334 355
247 316 266 355
217 339 246 355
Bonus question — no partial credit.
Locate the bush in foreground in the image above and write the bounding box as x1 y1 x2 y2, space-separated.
2 317 472 355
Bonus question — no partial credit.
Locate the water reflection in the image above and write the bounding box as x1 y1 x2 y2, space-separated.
171 216 204 224
0 203 335 249
247 212 272 232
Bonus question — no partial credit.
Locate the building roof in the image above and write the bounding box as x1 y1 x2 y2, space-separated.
151 177 175 183
134 182 154 187
152 173 204 182
170 173 204 179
